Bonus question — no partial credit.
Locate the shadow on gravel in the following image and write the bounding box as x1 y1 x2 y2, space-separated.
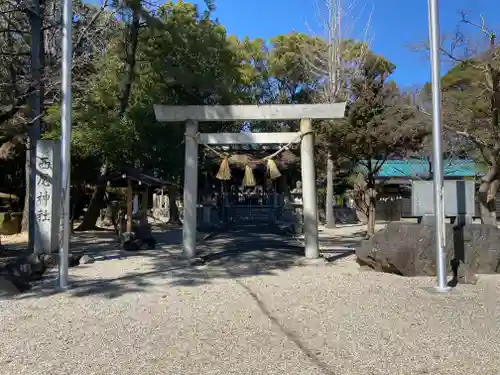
6 227 185 300
166 224 305 288
10 223 363 299
235 278 336 375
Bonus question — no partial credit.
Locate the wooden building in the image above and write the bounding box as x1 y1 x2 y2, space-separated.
364 159 485 220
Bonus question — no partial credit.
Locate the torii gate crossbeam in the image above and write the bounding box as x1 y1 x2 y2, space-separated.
154 103 346 263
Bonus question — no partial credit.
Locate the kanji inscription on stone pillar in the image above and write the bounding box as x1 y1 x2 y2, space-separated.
34 140 61 254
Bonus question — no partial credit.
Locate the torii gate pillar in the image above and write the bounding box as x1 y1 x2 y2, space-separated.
154 103 347 262
183 119 199 260
300 118 319 258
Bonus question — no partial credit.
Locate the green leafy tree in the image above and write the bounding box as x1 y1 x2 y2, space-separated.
416 13 500 224
49 0 251 226
129 0 248 221
300 0 375 228
43 0 154 230
0 0 120 235
328 54 427 235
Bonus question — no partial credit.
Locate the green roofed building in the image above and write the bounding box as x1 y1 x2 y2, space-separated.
358 159 482 182
355 159 486 221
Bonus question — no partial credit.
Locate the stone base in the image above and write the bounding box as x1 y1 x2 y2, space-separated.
54 282 71 292
187 257 205 267
419 286 458 296
79 255 95 265
120 231 156 251
294 256 328 267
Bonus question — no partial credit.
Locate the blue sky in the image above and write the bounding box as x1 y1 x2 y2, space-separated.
193 0 499 88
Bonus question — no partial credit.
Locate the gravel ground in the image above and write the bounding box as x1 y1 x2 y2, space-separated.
1 225 499 375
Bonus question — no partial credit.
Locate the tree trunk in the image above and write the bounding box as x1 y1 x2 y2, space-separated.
365 188 377 236
478 165 498 226
478 182 495 225
74 164 108 231
70 185 87 230
325 152 336 228
168 189 181 224
117 8 140 115
479 34 500 226
21 191 29 232
21 157 29 232
74 183 107 231
489 178 500 224
22 0 44 250
22 133 39 245
74 9 141 231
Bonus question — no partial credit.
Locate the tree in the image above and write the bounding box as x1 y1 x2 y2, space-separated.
415 13 500 224
301 0 373 228
228 32 320 133
49 0 248 227
1 0 434 239
396 86 473 180
128 0 248 221
0 0 116 130
0 0 119 241
33 0 150 230
328 54 427 235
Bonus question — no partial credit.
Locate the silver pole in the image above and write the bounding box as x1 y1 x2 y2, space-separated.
59 0 72 289
427 0 448 291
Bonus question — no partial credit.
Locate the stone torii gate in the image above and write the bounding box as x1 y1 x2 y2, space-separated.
153 103 346 262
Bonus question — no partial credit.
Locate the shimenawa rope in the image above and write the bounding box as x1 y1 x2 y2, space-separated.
184 131 310 185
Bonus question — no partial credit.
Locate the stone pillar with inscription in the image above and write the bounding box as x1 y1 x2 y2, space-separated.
34 140 61 254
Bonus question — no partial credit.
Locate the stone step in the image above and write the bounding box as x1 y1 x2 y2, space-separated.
230 216 275 220
230 212 276 216
230 211 273 214
230 208 276 212
227 207 279 222
229 212 272 214
230 214 276 219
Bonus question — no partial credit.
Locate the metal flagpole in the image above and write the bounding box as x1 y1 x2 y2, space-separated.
59 0 72 289
427 0 449 292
